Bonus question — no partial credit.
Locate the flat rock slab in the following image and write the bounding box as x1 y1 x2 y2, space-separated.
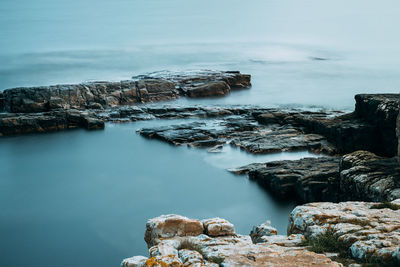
0 110 104 136
137 115 336 155
1 70 251 113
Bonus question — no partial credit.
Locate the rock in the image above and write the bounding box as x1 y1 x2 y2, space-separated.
125 215 342 267
202 218 235 237
0 110 104 136
2 70 251 114
288 200 400 263
339 150 400 201
144 214 204 248
250 220 278 243
254 93 400 157
186 81 230 98
138 116 335 155
354 94 399 157
121 256 148 267
230 127 334 154
245 157 340 203
178 249 205 267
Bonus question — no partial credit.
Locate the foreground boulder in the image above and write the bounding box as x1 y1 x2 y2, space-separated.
122 215 342 267
144 215 204 248
288 200 400 264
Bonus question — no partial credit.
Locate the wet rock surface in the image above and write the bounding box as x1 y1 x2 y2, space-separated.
288 200 400 264
122 215 342 267
137 113 336 155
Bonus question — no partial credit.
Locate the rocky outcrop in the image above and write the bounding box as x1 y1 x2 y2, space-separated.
138 116 336 155
122 214 342 267
0 71 251 136
354 94 399 157
0 110 104 136
288 200 400 264
339 150 400 202
233 157 340 203
254 94 400 157
233 149 400 203
2 71 251 113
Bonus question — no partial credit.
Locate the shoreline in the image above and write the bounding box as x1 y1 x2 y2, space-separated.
2 71 400 266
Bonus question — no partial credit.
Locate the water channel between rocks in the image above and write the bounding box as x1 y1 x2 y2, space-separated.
0 119 319 267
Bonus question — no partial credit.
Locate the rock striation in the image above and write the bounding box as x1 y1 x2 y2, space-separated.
243 157 341 203
122 214 342 267
1 70 251 114
339 150 400 202
233 150 400 203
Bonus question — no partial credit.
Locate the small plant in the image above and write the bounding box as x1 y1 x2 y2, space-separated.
208 255 225 265
300 230 350 257
370 202 400 210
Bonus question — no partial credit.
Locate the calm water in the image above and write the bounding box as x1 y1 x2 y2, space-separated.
0 121 312 266
1 0 400 266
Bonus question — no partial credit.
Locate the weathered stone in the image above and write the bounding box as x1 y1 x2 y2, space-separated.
121 256 148 267
339 150 400 202
124 215 342 267
250 220 278 244
2 70 251 114
138 117 335 155
354 94 399 157
144 214 204 248
288 200 400 263
0 110 104 136
202 218 235 237
254 94 400 157
186 81 230 98
244 157 340 203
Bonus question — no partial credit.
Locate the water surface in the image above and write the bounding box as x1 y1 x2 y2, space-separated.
0 121 311 266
